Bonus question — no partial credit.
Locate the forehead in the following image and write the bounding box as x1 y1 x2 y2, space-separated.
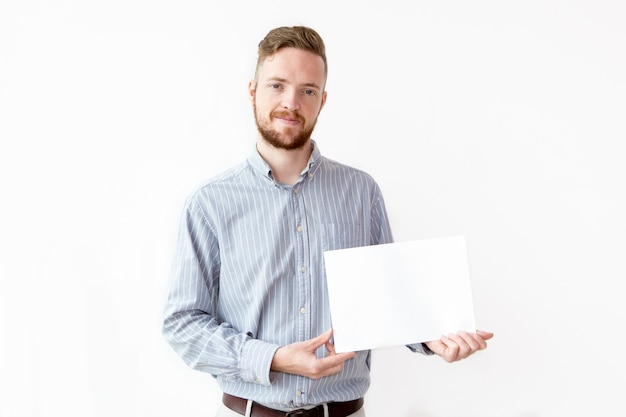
257 47 326 85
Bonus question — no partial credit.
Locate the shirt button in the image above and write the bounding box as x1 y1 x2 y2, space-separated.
296 225 303 232
300 307 306 314
294 188 299 194
300 266 306 273
296 390 302 397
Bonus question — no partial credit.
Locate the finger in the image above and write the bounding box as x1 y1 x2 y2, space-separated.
307 328 333 349
455 331 490 351
325 337 356 357
457 331 484 351
306 352 355 379
477 330 494 341
322 329 356 357
448 332 477 359
468 332 489 350
318 351 356 369
440 334 460 362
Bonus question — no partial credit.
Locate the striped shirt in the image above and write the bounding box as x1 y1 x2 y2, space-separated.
162 141 420 411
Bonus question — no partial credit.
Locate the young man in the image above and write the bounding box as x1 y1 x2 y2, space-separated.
162 26 493 417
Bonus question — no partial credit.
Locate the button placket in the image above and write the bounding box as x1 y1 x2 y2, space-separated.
291 184 311 407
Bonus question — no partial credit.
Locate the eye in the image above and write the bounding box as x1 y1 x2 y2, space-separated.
270 83 282 89
303 89 316 96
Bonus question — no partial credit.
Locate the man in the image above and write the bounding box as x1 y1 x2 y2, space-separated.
162 26 493 417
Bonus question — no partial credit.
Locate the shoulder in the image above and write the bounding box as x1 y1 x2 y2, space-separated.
185 160 253 206
318 155 379 187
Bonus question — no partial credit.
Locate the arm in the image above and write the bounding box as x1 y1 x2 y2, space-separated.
270 328 356 379
369 183 493 362
162 199 279 385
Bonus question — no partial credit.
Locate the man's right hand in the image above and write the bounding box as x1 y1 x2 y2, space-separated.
270 328 356 379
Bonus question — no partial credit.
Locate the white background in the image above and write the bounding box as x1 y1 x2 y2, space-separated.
1 1 625 416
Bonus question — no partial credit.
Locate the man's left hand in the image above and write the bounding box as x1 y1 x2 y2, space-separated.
425 330 494 363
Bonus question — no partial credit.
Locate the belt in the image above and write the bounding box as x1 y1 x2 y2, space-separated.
223 393 364 417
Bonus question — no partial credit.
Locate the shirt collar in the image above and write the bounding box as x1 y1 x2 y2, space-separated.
248 140 322 184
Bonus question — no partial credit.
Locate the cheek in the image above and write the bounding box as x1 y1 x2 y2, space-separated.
305 103 324 120
255 95 277 113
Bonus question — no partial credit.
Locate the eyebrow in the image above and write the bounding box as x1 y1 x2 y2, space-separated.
267 77 322 90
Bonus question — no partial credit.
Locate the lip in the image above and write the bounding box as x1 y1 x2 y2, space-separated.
275 116 301 126
272 111 303 126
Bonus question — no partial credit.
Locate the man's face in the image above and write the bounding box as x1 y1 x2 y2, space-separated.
249 47 327 150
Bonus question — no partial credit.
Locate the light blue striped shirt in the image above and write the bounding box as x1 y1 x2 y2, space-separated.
163 142 425 411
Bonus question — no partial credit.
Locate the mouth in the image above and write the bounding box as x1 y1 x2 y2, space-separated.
272 111 304 126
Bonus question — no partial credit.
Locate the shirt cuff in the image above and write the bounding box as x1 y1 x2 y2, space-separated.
406 342 436 355
239 338 280 385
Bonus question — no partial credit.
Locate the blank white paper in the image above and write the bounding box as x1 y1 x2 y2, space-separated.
323 235 476 353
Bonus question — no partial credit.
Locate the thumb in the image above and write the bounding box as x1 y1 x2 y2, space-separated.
477 330 494 341
308 328 333 348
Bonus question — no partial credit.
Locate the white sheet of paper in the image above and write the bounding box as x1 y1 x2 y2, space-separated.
323 235 476 352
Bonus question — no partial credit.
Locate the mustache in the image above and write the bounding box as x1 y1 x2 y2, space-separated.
271 110 305 123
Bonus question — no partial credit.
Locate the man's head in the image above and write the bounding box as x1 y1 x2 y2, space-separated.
249 26 328 151
254 26 328 83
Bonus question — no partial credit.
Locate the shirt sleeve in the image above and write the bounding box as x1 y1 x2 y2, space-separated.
370 182 394 245
406 343 436 355
162 196 279 385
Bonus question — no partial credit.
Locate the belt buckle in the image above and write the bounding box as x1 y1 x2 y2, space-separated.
285 410 307 416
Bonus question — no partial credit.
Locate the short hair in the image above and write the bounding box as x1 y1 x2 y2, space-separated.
255 26 327 80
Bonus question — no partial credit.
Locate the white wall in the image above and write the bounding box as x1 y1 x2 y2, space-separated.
1 1 624 416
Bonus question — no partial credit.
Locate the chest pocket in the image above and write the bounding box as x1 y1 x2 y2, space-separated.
321 222 366 251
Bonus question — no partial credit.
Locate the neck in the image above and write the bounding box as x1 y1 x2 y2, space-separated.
256 139 313 185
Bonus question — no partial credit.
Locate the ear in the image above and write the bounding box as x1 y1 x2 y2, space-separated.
320 90 328 110
248 80 256 102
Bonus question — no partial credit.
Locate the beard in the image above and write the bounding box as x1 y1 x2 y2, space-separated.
253 102 317 151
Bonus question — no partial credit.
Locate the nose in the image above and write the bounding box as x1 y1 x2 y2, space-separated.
281 88 300 112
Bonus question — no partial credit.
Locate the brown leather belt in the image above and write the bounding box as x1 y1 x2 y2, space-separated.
223 393 364 417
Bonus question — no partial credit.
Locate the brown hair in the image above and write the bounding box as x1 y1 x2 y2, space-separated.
255 26 327 80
